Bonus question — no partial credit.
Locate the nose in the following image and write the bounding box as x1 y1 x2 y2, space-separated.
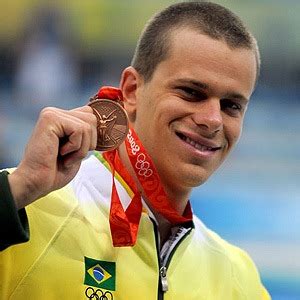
192 98 223 134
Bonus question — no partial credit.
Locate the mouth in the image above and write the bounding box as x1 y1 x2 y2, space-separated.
175 132 222 152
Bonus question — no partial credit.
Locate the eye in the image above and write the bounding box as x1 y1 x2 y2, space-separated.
220 99 243 116
177 86 207 102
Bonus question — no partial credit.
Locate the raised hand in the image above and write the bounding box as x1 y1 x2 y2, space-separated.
8 106 97 209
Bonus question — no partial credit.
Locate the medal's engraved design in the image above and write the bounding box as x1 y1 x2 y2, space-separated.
89 99 129 151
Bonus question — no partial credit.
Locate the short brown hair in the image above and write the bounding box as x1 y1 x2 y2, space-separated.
131 1 260 82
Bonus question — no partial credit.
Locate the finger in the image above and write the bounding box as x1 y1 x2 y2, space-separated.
47 106 96 130
58 112 96 158
59 127 83 156
65 108 97 150
37 107 97 156
62 125 91 168
71 105 94 114
51 109 97 151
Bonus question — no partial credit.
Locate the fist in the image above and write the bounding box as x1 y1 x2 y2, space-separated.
8 106 97 208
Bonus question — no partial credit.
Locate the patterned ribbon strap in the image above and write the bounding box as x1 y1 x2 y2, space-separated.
99 87 193 247
125 128 193 224
104 150 142 246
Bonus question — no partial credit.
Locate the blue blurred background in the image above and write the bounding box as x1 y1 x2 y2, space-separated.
0 1 299 299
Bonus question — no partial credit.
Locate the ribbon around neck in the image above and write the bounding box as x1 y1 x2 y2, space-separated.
98 86 193 247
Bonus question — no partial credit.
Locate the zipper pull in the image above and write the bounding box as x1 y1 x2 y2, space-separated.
160 266 169 292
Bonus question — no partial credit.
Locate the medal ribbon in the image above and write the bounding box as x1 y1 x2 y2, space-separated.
97 87 193 247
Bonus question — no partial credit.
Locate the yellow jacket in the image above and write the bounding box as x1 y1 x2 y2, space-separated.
0 153 271 299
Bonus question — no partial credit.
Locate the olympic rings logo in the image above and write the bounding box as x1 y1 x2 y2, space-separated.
135 153 153 178
85 287 113 300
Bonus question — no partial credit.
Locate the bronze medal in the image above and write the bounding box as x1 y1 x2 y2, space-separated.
89 99 129 151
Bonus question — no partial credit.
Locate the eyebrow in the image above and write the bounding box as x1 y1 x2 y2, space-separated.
172 78 249 103
173 78 209 90
223 92 249 104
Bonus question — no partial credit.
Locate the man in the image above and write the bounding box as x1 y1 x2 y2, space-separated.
0 1 270 299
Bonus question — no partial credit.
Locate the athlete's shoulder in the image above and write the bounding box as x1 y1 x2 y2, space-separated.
192 215 271 299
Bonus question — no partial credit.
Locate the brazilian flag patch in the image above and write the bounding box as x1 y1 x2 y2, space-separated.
84 256 116 291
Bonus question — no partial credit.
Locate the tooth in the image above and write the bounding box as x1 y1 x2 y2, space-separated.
183 135 214 151
196 143 202 150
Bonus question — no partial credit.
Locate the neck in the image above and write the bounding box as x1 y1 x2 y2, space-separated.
118 143 190 245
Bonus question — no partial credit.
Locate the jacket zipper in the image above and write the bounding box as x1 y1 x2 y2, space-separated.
159 266 168 293
152 220 192 300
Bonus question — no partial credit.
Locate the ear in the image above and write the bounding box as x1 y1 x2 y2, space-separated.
119 67 143 123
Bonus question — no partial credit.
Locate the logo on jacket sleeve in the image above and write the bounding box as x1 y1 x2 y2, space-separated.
84 256 116 291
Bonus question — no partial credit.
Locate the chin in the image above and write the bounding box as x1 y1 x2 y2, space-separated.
180 170 211 188
187 177 209 188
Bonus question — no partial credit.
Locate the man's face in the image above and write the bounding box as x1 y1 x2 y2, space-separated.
127 28 257 194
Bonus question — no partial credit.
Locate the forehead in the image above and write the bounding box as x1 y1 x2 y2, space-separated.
155 27 257 97
167 26 255 68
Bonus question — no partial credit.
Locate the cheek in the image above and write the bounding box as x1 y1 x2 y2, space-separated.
230 125 242 146
225 119 243 147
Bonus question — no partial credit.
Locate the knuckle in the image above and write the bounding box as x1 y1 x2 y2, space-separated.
84 122 91 132
40 107 55 115
39 107 57 120
77 149 87 160
81 122 93 139
90 114 97 128
83 105 94 114
90 138 97 151
74 122 85 135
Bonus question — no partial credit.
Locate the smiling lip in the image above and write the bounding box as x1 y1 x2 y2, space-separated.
175 131 222 153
